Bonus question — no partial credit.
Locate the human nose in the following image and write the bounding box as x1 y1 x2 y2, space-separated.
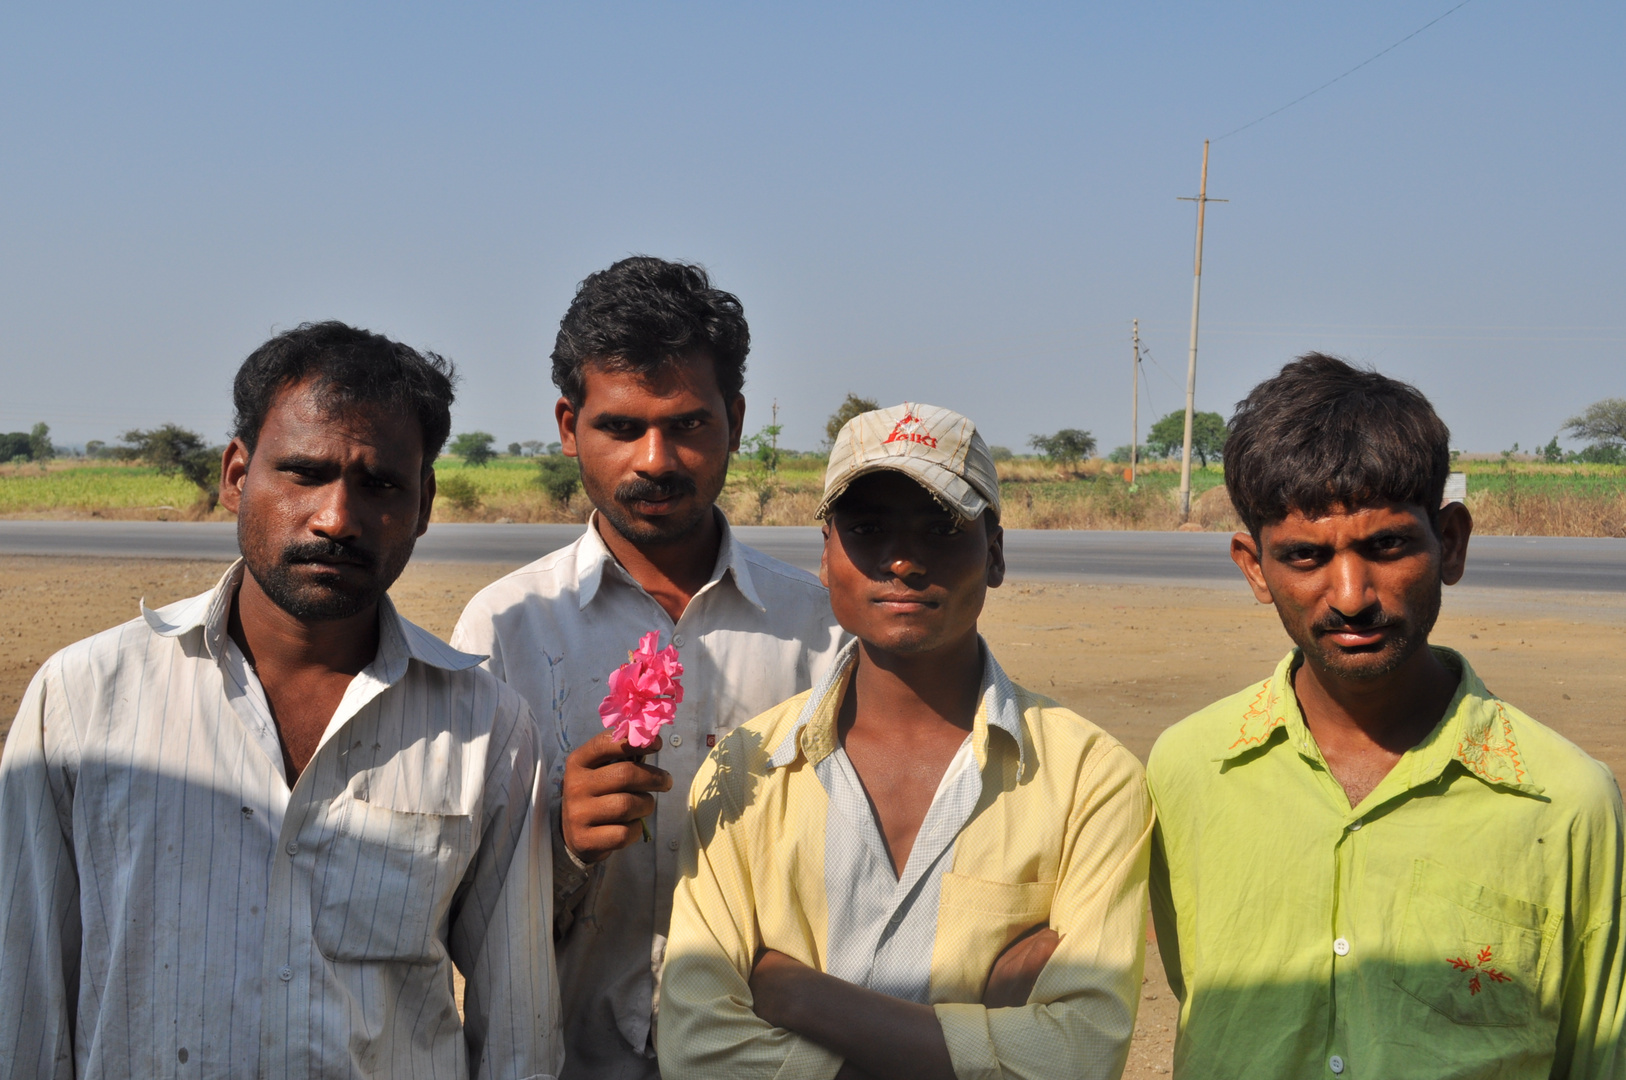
1325 551 1378 619
634 427 682 476
878 535 927 581
308 481 360 541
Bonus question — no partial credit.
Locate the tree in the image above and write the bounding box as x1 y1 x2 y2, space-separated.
535 454 581 505
449 431 497 466
0 432 32 462
1147 410 1229 467
507 442 523 457
988 445 1014 462
825 393 880 449
85 439 107 458
1564 398 1626 450
118 424 222 511
1028 429 1097 468
739 423 783 472
29 422 55 462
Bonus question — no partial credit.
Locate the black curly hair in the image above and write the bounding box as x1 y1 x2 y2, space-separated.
1224 352 1451 537
231 321 457 471
551 256 749 409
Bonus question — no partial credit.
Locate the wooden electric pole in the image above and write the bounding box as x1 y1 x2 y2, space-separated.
1176 140 1226 522
1130 319 1141 486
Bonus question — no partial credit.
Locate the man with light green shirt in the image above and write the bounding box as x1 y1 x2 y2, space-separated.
1148 353 1625 1080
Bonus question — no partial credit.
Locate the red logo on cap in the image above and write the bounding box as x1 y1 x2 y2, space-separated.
884 412 938 449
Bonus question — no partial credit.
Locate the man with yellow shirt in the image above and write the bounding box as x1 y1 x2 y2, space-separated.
659 403 1153 1080
1148 354 1625 1079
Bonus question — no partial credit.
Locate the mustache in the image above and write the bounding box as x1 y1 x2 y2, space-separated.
282 537 377 570
1313 607 1399 634
616 475 698 503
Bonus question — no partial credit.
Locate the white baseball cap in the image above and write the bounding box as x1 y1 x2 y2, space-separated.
816 402 1001 522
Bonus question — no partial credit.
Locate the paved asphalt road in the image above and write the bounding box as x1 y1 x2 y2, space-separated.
1 521 1621 592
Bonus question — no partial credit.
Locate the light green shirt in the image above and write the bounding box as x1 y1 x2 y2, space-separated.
1148 647 1625 1080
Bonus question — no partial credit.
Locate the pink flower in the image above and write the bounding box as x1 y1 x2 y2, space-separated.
598 631 685 749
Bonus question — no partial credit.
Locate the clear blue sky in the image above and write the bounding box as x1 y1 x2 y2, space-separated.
3 1 1621 455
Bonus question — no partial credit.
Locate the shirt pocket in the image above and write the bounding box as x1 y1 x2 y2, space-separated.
930 874 1055 1001
311 793 475 964
1391 859 1548 1028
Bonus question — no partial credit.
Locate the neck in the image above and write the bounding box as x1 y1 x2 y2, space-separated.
228 569 381 679
849 630 984 734
594 509 723 607
1293 643 1459 755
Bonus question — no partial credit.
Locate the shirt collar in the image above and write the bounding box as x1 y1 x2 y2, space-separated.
140 557 485 676
767 635 1029 779
1216 646 1542 795
574 508 766 613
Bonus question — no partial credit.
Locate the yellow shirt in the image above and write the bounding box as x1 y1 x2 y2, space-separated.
658 642 1153 1080
1148 648 1626 1080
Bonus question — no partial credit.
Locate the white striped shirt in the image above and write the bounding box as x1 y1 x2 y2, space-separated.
451 513 844 1079
0 561 562 1080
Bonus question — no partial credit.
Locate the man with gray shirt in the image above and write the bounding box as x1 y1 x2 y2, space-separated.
453 257 844 1079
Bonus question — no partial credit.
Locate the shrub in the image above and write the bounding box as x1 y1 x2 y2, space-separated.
437 473 481 512
536 455 581 505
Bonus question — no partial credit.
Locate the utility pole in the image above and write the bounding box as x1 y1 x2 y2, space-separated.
1130 319 1141 486
1176 139 1226 522
770 398 780 471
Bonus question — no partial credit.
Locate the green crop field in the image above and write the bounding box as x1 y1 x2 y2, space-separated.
4 455 1623 535
0 461 206 516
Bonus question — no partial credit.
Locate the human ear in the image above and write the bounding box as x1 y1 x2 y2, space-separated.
1230 531 1274 605
818 521 832 589
728 396 746 453
1437 502 1473 587
218 439 250 515
985 519 1006 590
415 469 435 538
556 397 579 458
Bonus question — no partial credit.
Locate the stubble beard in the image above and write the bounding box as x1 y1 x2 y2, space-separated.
587 467 726 548
240 524 411 621
1294 582 1443 683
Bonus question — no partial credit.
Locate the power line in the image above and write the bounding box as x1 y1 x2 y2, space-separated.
1214 0 1477 141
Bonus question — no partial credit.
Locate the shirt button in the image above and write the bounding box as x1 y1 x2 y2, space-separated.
1333 937 1350 956
672 634 685 647
670 734 683 747
278 966 293 981
1329 1054 1345 1074
667 839 680 851
286 841 299 856
1348 819 1363 831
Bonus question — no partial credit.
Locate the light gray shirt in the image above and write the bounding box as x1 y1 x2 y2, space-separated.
451 513 844 1079
0 562 562 1080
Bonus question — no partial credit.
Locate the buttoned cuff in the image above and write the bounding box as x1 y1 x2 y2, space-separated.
934 1001 1000 1080
769 1037 844 1080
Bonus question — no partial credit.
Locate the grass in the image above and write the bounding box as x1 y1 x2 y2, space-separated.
6 455 1625 536
0 460 216 519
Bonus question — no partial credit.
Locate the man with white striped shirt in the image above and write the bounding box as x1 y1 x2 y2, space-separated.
452 258 844 1078
0 322 562 1079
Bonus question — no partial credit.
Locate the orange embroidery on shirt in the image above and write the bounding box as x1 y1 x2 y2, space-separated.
1228 681 1280 749
1447 946 1512 995
1455 702 1526 785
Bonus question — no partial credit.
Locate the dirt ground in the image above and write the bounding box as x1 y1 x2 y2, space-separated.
3 554 1624 1078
